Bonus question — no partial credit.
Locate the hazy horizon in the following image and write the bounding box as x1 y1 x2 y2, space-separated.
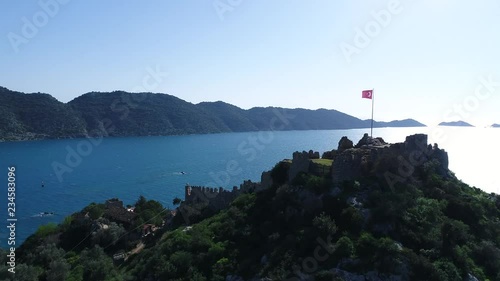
2 1 499 127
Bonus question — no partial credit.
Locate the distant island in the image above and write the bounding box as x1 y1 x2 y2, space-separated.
438 121 474 127
491 124 500 128
0 86 425 141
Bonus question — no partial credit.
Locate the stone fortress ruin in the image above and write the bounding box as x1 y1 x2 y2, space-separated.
183 133 449 212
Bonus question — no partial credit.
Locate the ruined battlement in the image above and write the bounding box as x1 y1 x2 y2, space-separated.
181 134 449 212
184 179 264 211
288 150 322 181
279 133 449 186
331 133 449 184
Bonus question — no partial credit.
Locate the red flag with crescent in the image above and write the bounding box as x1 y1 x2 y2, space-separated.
362 90 373 99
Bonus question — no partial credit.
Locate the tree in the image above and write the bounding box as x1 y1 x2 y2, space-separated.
315 270 335 281
433 260 461 281
46 259 71 281
9 264 41 281
472 240 500 278
356 232 378 260
80 246 119 280
92 222 127 249
270 162 289 186
134 196 166 226
169 251 193 273
83 203 105 220
313 213 338 236
336 236 354 260
35 223 59 238
135 195 147 210
154 258 177 280
173 197 182 206
441 220 470 256
37 243 66 268
212 257 233 281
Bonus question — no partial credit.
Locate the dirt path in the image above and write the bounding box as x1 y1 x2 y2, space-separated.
125 241 145 260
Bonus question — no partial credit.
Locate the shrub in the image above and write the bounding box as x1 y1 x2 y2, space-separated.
35 223 59 238
313 213 337 236
315 270 334 281
270 162 289 186
335 236 354 259
433 260 461 281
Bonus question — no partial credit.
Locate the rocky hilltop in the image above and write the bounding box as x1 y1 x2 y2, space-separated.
3 134 499 281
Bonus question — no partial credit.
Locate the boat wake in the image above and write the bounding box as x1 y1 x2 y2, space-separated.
32 212 55 218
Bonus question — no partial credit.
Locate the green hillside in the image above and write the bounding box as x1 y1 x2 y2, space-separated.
68 91 230 137
0 87 87 140
0 87 426 141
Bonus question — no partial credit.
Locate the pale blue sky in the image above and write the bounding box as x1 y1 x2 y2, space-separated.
1 0 499 126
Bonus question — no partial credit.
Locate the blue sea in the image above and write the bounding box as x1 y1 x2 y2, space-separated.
0 127 498 246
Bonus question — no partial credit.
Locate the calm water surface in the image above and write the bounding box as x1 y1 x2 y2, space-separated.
0 127 498 246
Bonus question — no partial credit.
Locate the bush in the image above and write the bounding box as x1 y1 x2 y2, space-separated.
433 260 461 281
356 232 377 259
270 162 289 186
472 240 500 278
169 251 193 273
335 236 354 259
339 207 364 235
313 213 337 236
46 259 71 281
315 270 334 281
35 223 59 238
83 203 105 220
80 246 119 280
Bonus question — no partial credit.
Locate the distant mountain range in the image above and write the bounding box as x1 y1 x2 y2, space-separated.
492 124 500 128
0 87 426 141
438 121 474 127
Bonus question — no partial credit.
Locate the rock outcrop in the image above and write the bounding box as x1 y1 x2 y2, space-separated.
182 134 450 219
355 133 387 148
338 136 354 152
332 134 449 185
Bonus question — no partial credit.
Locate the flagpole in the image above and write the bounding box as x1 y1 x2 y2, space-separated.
371 88 374 138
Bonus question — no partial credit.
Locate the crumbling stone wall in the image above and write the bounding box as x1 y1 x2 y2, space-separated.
184 180 264 211
331 134 449 184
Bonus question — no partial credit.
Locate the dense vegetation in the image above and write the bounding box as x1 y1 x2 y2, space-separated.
0 87 87 140
2 145 499 281
0 87 425 141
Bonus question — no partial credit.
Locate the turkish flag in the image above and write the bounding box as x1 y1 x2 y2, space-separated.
362 90 373 99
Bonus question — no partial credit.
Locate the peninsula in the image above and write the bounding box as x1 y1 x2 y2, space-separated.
0 86 425 141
